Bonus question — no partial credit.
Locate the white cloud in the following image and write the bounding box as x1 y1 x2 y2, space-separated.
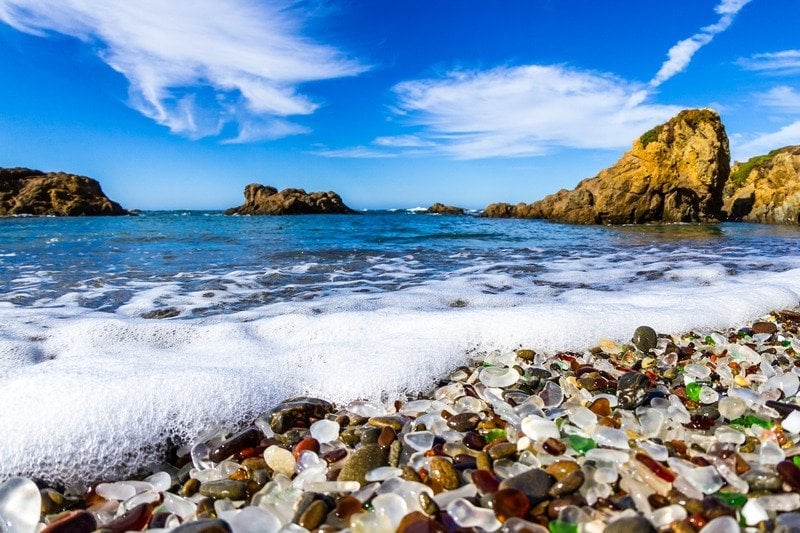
758 86 800 112
313 146 397 159
0 0 367 141
738 50 800 75
736 121 800 158
382 65 681 159
649 0 751 88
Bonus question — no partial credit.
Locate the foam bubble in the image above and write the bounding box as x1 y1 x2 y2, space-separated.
0 265 799 484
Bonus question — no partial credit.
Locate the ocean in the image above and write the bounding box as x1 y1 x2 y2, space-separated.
1 211 800 484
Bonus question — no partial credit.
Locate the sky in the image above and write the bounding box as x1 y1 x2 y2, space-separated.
0 0 799 210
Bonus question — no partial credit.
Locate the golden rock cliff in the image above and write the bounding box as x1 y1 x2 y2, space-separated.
483 109 731 224
723 146 800 224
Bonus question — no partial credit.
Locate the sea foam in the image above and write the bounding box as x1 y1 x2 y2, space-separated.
1 265 800 484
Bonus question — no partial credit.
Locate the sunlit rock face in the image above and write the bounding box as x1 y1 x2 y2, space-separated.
483 109 730 224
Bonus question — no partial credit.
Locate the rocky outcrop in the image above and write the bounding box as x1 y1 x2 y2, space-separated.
482 109 731 224
427 202 466 215
723 146 800 224
0 167 127 216
225 183 354 215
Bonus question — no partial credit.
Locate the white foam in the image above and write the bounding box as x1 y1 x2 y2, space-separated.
0 265 799 484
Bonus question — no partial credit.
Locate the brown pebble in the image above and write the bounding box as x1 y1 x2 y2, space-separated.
105 503 152 533
241 457 268 472
397 511 446 533
492 488 530 522
548 469 584 497
298 500 327 530
588 397 612 416
41 511 97 533
447 412 480 432
488 442 516 460
544 460 580 481
462 431 486 450
516 349 535 360
428 457 460 490
335 495 362 520
293 437 321 460
777 460 800 491
322 448 348 465
547 495 586 519
209 428 262 463
471 469 500 494
752 321 778 335
402 466 422 482
179 478 200 497
475 452 491 471
367 416 406 431
377 426 397 448
542 437 566 456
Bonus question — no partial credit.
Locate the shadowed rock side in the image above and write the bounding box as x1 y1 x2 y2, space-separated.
225 183 355 215
0 167 127 216
482 109 731 224
427 202 466 215
723 146 800 224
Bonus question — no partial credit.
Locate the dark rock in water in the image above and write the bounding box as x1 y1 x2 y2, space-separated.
268 397 334 434
604 515 657 533
498 468 554 503
632 325 658 352
40 511 97 533
141 307 181 319
172 519 233 533
225 183 354 215
427 202 466 215
617 372 651 409
337 444 388 486
482 109 730 224
0 167 127 216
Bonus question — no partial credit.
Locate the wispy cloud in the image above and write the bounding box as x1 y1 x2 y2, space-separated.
0 0 367 142
649 0 751 88
758 86 800 112
317 0 746 160
738 50 800 75
389 66 681 159
321 65 680 160
736 120 800 158
313 146 397 159
734 85 800 158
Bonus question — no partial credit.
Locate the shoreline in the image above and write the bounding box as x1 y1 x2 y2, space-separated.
5 309 800 532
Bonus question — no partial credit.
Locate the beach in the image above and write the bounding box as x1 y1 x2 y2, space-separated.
1 214 800 532
9 309 800 532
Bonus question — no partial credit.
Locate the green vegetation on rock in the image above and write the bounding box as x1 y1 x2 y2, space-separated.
639 125 663 148
730 149 781 187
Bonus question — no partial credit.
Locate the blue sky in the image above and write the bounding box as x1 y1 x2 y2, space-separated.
1 0 799 210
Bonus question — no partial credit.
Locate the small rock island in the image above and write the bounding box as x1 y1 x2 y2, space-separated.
427 202 466 215
0 167 127 216
224 183 355 215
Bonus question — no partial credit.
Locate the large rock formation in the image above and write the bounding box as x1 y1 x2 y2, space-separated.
427 202 466 215
225 183 354 215
482 109 731 224
0 167 127 216
723 146 800 224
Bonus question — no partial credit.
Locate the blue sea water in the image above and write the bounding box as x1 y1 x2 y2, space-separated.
1 211 800 483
